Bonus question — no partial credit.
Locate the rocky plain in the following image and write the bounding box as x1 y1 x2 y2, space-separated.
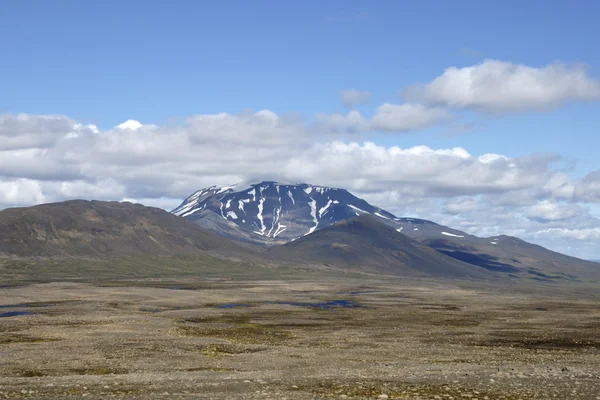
1 278 599 399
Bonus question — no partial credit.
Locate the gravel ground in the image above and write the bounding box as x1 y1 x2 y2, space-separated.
0 279 599 399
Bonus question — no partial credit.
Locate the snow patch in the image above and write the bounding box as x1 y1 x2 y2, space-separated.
374 212 390 220
181 207 201 218
227 211 238 219
396 227 403 233
256 198 266 234
287 190 295 205
216 186 234 194
319 199 333 218
305 198 319 236
441 231 465 238
490 241 497 245
303 187 313 195
348 204 370 214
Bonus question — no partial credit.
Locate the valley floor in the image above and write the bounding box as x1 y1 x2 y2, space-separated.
0 279 599 399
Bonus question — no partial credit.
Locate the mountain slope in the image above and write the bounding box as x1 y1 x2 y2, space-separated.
174 181 600 281
0 200 253 258
268 215 493 279
172 181 398 244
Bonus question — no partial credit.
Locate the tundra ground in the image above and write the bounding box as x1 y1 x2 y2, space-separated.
1 279 599 399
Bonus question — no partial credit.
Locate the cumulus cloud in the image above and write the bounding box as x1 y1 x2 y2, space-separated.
340 89 371 108
314 111 368 133
575 170 600 202
0 114 97 150
1 110 600 259
404 60 600 113
0 178 46 207
316 103 450 134
370 103 451 132
535 228 600 240
0 111 592 205
525 200 580 222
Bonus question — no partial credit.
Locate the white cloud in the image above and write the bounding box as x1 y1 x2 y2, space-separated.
404 60 600 113
0 178 46 207
116 119 144 130
314 111 368 133
575 171 600 202
340 89 370 108
316 103 450 134
525 200 580 222
370 103 451 132
535 228 600 240
2 111 600 259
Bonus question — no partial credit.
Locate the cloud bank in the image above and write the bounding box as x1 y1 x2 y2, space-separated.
2 59 600 258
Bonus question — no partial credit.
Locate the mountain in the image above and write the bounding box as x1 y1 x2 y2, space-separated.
174 181 600 281
0 200 252 258
268 215 493 279
172 181 399 245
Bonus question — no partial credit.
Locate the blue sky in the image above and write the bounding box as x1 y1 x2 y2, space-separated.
2 1 599 165
1 1 600 258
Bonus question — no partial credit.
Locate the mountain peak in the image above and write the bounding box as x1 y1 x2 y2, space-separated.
171 181 397 243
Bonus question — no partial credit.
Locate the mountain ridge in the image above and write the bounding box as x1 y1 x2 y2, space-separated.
174 181 600 281
0 199 254 258
268 215 494 279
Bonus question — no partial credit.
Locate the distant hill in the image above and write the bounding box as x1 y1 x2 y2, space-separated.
268 215 493 279
0 200 252 258
174 181 600 282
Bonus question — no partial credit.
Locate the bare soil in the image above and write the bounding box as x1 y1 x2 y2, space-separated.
1 279 599 399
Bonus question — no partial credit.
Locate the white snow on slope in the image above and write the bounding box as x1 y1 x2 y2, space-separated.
181 206 202 218
256 198 266 234
319 199 333 218
287 190 295 205
441 231 465 238
271 207 287 238
227 211 238 219
396 227 403 232
304 187 313 195
217 186 234 194
172 189 206 216
348 204 370 214
305 198 319 236
374 212 390 220
274 225 287 237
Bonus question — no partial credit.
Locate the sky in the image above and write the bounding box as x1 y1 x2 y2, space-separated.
1 1 600 259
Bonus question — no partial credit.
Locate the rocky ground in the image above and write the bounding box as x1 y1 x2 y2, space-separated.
0 279 599 399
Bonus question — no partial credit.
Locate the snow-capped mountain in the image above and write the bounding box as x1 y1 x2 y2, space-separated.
171 181 499 246
172 181 600 280
172 181 407 243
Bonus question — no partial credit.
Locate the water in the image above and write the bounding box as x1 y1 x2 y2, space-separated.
0 303 49 309
139 307 164 313
271 300 360 310
337 290 378 295
212 300 360 310
214 303 251 309
0 311 34 318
